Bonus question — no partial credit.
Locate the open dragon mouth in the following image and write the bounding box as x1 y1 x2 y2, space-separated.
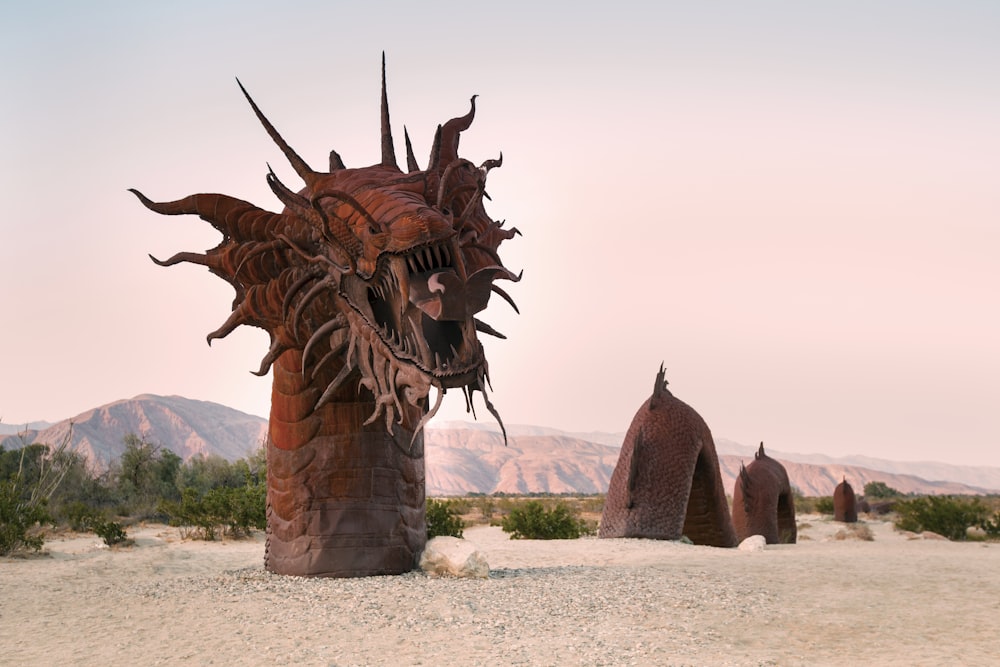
363 239 482 386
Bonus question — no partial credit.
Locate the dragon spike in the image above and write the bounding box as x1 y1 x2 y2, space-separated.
403 127 419 172
477 374 507 447
236 77 318 187
266 165 314 215
490 285 520 314
206 306 248 345
148 251 210 268
435 95 477 171
379 53 398 170
651 362 668 405
252 336 287 377
427 124 443 174
409 384 444 449
329 149 346 171
481 152 503 172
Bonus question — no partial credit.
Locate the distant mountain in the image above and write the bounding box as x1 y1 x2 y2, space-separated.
425 425 997 497
0 420 53 436
0 395 267 469
5 400 998 496
430 423 1000 493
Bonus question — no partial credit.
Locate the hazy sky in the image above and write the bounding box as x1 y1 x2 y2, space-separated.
2 1 998 466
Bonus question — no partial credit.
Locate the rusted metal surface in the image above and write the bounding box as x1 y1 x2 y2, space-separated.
133 57 518 576
731 443 797 544
599 365 737 547
834 478 858 523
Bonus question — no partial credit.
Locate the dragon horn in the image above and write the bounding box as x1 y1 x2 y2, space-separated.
404 127 419 172
380 53 399 170
430 95 476 173
236 78 318 188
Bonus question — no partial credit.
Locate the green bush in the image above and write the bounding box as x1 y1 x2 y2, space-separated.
501 500 591 540
0 429 77 555
60 500 105 532
159 483 266 540
0 479 49 554
426 499 464 539
894 495 989 541
813 497 835 515
864 481 901 499
91 518 129 546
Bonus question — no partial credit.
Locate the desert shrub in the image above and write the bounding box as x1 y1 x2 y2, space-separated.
864 481 901 499
472 496 496 522
791 488 813 514
813 496 835 515
0 428 76 555
223 483 267 536
894 495 989 541
160 483 266 540
426 499 465 539
0 478 49 554
501 500 592 540
60 500 105 532
91 517 129 546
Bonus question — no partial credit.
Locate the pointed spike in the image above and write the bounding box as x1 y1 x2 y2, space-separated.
292 277 336 340
302 313 347 375
235 77 317 186
314 361 356 410
206 307 247 345
409 384 444 449
252 337 286 377
478 374 507 446
404 127 419 172
462 384 475 418
282 271 319 321
427 124 443 173
491 285 520 314
474 319 507 339
379 52 398 169
329 149 346 171
149 251 210 268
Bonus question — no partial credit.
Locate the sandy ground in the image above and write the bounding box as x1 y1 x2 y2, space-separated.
2 515 999 666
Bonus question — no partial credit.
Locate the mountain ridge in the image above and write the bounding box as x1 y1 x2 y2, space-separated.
4 397 998 494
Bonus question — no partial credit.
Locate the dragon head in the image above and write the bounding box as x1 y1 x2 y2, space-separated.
131 57 519 442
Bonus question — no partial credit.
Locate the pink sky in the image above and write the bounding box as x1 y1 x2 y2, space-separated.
2 2 998 466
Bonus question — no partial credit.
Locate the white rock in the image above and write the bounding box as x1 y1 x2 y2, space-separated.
419 536 490 578
738 535 767 552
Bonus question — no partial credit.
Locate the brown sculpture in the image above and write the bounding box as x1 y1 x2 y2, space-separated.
834 477 858 523
598 365 737 547
731 443 797 544
131 57 519 577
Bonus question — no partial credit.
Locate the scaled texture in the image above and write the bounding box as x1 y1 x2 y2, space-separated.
133 59 518 576
731 443 797 544
599 365 737 547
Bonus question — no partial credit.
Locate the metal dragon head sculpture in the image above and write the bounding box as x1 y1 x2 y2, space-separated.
130 57 520 443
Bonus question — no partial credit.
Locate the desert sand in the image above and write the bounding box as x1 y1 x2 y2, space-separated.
2 515 999 666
